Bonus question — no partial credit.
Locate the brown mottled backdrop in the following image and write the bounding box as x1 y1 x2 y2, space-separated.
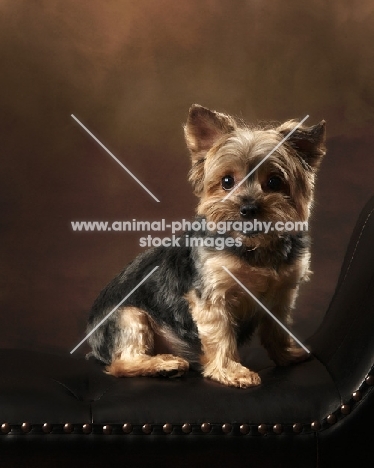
1 0 373 356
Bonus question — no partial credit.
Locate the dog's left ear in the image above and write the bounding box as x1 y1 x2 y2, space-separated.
278 120 326 170
184 104 237 163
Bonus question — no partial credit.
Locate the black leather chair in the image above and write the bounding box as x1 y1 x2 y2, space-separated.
1 196 374 468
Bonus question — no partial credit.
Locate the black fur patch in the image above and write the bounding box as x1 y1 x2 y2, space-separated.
88 233 201 364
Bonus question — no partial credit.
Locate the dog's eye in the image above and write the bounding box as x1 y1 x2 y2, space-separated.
221 175 235 191
266 176 283 192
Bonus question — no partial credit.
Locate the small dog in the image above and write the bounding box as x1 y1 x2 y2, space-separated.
87 104 326 388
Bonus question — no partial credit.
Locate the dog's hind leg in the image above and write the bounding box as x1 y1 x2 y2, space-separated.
105 307 189 378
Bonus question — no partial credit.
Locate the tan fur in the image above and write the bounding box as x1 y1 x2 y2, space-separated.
183 104 325 387
185 249 309 387
106 354 189 378
105 307 189 378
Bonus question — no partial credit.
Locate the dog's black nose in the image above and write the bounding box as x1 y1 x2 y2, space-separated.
240 203 258 218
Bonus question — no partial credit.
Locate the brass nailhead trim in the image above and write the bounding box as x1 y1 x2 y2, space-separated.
1 423 10 434
311 421 321 431
142 424 152 434
366 375 374 386
292 423 303 434
201 422 211 433
5 367 373 439
82 424 92 434
10 366 374 440
222 423 232 434
7 369 372 439
163 423 172 434
273 424 282 434
182 423 191 434
42 423 52 434
122 423 132 434
240 424 250 435
63 423 73 434
103 425 112 435
258 424 267 435
21 422 31 433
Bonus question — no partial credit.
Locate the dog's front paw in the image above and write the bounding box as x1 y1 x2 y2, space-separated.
205 362 261 388
273 346 311 366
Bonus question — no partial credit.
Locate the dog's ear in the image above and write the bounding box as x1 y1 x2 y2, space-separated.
184 104 237 163
278 120 326 170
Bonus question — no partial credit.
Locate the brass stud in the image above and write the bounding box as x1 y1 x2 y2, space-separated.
311 421 321 431
341 404 351 415
240 424 250 435
326 414 337 425
273 424 282 434
82 424 92 434
222 423 232 434
201 422 211 433
366 375 374 386
142 424 152 434
258 424 267 435
352 391 362 402
21 422 31 433
182 423 191 434
292 423 303 434
42 423 52 434
163 423 173 434
1 423 10 434
122 423 132 434
63 423 73 434
102 425 112 435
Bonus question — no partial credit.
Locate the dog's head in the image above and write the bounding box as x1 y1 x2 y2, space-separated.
184 104 326 247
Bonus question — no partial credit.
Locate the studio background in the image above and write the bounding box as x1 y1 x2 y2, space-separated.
1 0 373 356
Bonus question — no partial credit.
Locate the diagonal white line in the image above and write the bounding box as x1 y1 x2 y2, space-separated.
222 114 309 202
71 114 160 203
222 266 310 353
70 266 159 354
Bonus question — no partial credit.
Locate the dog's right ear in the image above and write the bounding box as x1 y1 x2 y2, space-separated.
184 104 237 163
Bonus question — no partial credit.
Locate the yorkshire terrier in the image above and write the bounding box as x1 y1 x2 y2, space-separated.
87 104 326 388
